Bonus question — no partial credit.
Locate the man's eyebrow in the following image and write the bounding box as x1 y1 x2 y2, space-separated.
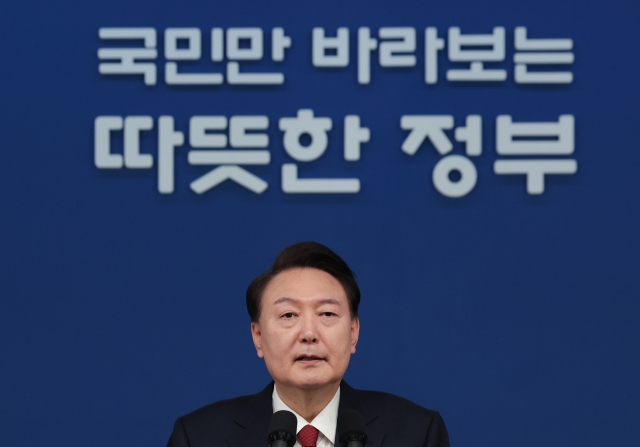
317 298 341 306
273 297 297 306
271 297 342 306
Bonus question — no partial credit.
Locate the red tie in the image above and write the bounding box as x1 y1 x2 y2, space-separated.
298 424 319 447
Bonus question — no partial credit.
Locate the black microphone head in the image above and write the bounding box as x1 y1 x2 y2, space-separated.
337 410 368 447
268 410 297 447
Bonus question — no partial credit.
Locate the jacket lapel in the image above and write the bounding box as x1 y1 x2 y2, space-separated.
338 382 384 447
226 383 274 447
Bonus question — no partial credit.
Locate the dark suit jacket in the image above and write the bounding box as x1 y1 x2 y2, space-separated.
166 381 450 447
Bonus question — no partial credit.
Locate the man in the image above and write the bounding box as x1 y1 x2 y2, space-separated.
167 242 449 447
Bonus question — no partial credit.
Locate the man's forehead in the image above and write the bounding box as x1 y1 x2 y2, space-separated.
265 268 345 292
261 268 349 307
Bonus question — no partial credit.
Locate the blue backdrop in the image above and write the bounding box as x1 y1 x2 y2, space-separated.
1 1 639 447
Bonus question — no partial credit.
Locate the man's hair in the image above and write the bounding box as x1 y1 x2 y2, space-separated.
246 241 360 322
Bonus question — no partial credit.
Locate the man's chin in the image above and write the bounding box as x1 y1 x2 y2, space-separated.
284 371 339 391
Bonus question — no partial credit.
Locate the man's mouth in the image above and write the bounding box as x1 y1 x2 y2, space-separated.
296 355 324 361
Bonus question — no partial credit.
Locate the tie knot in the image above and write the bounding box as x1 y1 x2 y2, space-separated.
298 424 319 447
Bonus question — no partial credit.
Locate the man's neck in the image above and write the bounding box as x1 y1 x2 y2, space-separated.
275 381 340 422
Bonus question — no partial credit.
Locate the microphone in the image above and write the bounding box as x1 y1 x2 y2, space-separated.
337 410 368 447
268 410 297 447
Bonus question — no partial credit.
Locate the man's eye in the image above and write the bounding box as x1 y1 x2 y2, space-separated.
321 312 335 317
282 312 295 319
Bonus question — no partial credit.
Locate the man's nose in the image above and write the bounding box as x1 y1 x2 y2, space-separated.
301 330 317 343
299 314 318 343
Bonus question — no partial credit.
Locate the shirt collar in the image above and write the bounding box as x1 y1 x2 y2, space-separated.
272 384 340 443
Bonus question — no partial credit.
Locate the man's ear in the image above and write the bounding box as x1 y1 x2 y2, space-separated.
350 316 360 354
251 322 265 358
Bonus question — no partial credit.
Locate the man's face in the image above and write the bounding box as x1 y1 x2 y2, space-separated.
251 268 359 392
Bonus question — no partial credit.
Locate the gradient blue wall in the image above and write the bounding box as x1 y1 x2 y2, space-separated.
1 1 639 447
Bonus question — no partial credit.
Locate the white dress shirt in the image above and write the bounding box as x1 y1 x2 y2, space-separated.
272 384 340 447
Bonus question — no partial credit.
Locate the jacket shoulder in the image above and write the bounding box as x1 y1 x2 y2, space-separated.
181 393 254 426
346 388 450 447
167 393 259 447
